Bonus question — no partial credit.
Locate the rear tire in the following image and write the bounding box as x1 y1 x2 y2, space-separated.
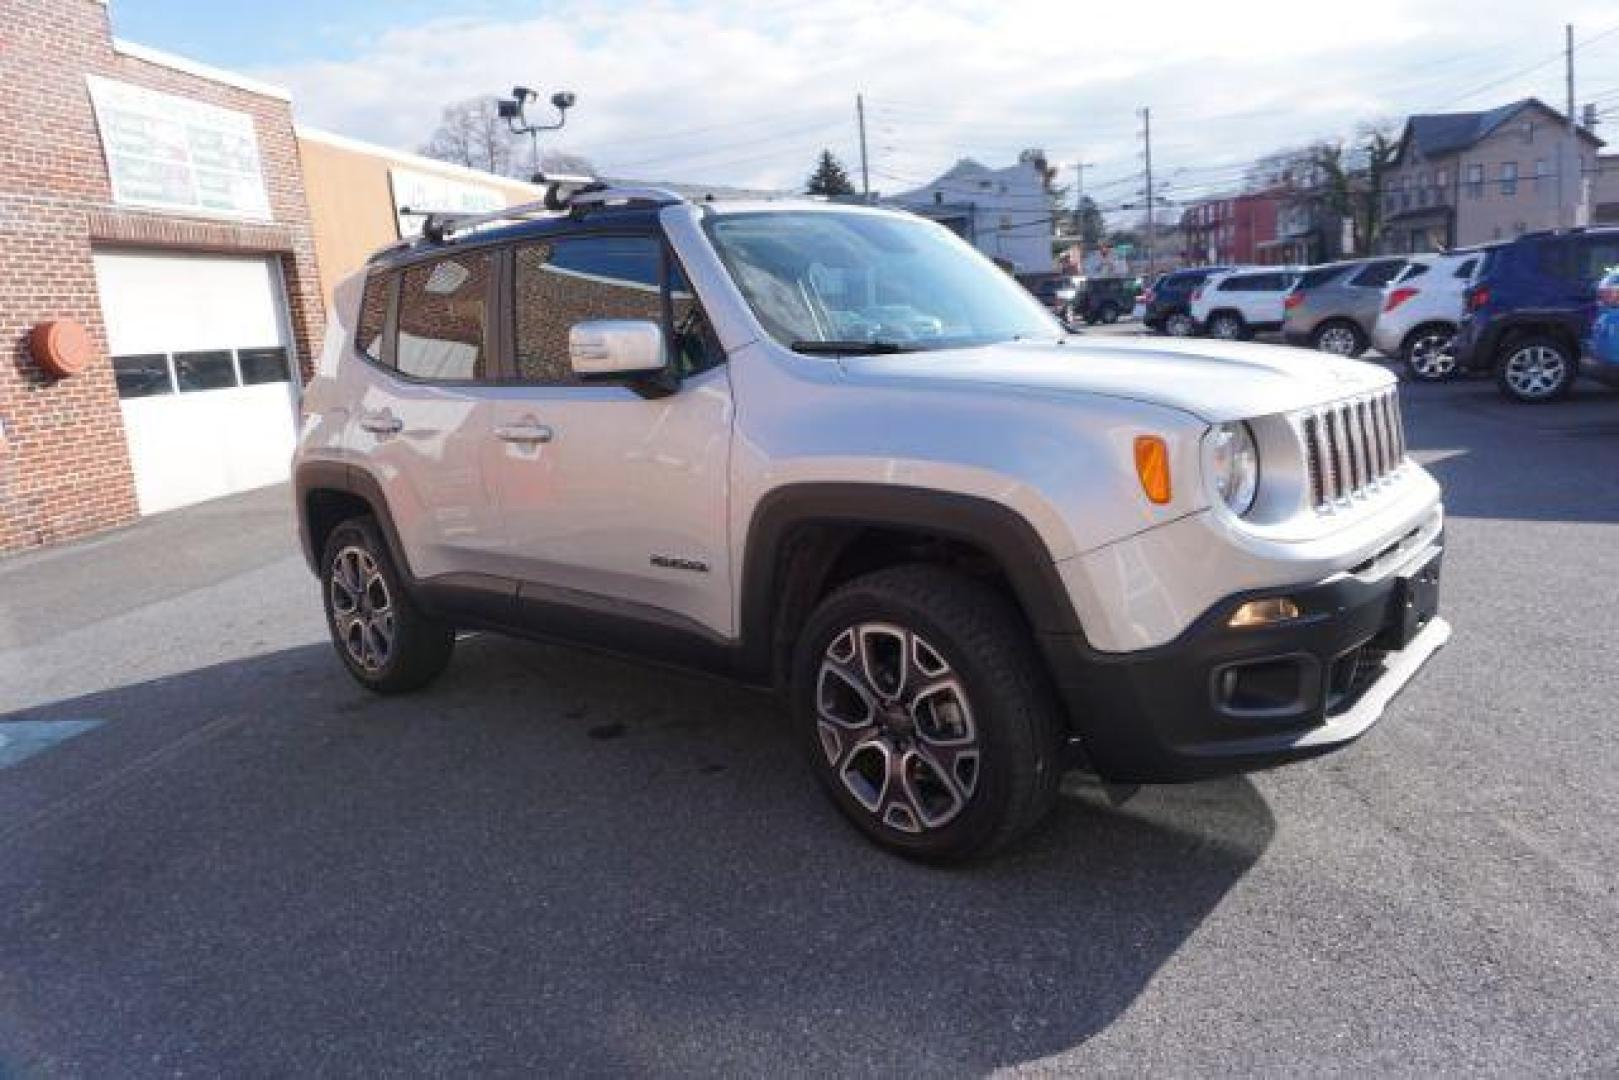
1401 323 1458 381
791 565 1065 862
1312 319 1367 357
321 517 454 694
1496 334 1576 402
1208 312 1247 341
1164 312 1197 337
1098 303 1120 325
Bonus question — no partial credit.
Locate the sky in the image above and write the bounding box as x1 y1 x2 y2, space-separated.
110 1 1619 215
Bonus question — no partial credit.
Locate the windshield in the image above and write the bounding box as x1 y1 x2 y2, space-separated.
705 210 1061 353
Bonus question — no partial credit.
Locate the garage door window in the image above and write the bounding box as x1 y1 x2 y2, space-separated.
112 353 174 398
238 346 291 385
110 346 292 399
174 350 237 392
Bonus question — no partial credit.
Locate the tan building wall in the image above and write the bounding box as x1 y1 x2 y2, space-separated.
1383 104 1604 252
296 127 540 302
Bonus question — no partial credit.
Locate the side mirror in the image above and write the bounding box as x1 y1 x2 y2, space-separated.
568 320 668 379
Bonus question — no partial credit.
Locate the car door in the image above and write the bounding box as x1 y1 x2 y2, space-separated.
484 230 736 638
1245 274 1286 325
348 249 505 583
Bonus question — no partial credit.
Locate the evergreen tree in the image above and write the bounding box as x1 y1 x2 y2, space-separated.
805 150 857 197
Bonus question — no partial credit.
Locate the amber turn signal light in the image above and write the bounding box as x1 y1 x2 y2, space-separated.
1134 435 1172 505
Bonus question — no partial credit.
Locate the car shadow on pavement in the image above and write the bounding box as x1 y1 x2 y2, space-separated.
0 635 1274 1076
1398 379 1619 525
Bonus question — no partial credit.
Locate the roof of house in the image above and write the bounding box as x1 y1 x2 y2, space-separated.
1400 98 1604 162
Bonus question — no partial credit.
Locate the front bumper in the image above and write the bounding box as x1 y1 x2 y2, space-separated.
1040 535 1450 782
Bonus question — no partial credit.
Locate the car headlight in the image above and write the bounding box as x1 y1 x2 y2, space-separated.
1205 422 1260 516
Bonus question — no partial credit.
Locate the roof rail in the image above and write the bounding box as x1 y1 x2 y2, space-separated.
568 186 686 214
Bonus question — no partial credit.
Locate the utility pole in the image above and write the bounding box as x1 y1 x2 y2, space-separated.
1565 23 1579 227
1140 107 1155 276
856 93 870 203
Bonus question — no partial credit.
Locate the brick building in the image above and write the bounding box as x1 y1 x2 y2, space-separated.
0 0 324 553
1179 191 1280 266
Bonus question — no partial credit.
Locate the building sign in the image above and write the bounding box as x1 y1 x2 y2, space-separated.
86 76 272 221
389 167 510 239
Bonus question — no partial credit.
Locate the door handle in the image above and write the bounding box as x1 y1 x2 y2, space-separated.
359 410 402 435
495 422 554 445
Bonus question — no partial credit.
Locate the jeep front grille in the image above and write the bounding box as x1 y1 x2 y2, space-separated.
1300 389 1405 510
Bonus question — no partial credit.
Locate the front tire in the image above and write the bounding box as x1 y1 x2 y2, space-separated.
321 517 454 693
1098 302 1120 325
791 565 1064 862
1497 335 1576 402
1402 323 1458 381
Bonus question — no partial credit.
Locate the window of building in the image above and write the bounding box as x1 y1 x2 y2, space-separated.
173 350 238 393
395 252 492 381
238 346 291 385
112 353 174 399
1499 161 1518 196
1465 164 1485 198
1534 158 1551 194
513 234 664 385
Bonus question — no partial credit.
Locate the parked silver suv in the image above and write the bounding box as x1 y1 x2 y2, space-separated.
293 184 1450 860
1283 258 1408 356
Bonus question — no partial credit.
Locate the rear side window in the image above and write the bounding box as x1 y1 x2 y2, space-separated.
513 235 663 385
1396 263 1431 283
356 273 391 362
1216 276 1249 292
1296 266 1346 290
396 252 493 381
1351 260 1405 288
1452 258 1477 280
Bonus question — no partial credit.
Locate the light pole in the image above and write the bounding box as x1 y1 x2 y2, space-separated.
498 87 577 181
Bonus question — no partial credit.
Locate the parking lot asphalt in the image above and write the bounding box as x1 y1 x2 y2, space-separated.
2 354 1618 1076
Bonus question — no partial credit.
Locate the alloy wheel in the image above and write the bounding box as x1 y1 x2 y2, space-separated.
1317 325 1360 356
1407 331 1457 379
329 545 396 673
815 623 980 835
1503 345 1568 399
1165 313 1195 337
1210 315 1242 340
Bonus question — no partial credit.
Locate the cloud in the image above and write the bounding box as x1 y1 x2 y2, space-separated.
254 0 1619 209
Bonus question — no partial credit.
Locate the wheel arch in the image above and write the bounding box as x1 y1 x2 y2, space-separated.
737 484 1086 687
1495 319 1581 366
294 461 413 582
1400 320 1458 354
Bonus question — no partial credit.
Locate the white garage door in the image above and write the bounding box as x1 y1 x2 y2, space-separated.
94 251 300 516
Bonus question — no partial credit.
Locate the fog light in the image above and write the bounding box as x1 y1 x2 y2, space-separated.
1228 597 1301 629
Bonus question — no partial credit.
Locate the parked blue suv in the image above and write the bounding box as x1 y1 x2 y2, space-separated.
1453 227 1619 402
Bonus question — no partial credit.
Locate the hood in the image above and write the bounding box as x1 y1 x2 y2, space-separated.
836 336 1395 422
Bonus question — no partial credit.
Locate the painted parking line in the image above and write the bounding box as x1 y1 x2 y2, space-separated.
0 720 104 770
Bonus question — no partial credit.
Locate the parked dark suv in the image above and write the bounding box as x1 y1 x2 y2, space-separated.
1142 266 1233 336
1070 275 1139 325
1453 228 1619 402
1015 272 1079 323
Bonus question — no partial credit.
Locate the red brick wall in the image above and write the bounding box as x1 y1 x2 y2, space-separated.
0 0 324 553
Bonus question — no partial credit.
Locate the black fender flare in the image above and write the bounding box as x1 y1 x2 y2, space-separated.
293 460 414 583
735 483 1087 681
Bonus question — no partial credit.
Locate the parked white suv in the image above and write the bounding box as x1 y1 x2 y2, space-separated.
1372 250 1488 381
294 187 1450 861
1189 267 1301 340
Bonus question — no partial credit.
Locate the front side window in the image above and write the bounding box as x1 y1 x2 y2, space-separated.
396 252 492 381
705 211 1057 353
513 235 664 385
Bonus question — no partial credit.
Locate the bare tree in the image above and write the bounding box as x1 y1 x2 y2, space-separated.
420 96 521 177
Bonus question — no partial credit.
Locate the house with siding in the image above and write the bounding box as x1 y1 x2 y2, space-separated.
1379 98 1605 253
889 158 1055 273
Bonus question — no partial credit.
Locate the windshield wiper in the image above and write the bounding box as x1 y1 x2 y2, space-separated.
790 339 917 355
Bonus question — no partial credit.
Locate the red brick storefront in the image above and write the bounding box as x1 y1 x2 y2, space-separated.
0 0 324 553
